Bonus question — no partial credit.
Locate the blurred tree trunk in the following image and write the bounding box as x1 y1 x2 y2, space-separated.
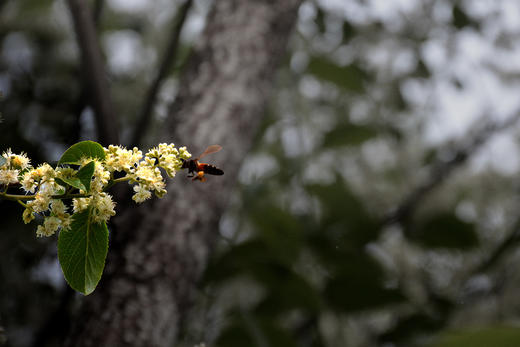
65 0 301 346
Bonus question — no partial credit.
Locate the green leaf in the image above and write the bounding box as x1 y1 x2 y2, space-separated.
324 272 404 312
432 326 520 347
0 156 6 167
205 239 294 284
76 161 95 192
322 123 378 147
452 5 476 29
254 271 322 315
248 205 303 262
408 213 478 250
422 148 439 166
59 177 86 191
58 141 105 165
307 56 367 92
55 161 95 192
58 209 109 295
216 321 254 347
379 312 445 344
306 179 380 249
342 20 355 42
315 8 326 33
415 58 431 78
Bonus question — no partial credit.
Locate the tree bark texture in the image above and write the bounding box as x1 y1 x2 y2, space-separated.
65 0 302 346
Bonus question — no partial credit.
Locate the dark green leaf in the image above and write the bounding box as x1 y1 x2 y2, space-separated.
342 20 355 42
55 161 95 192
324 272 404 312
205 239 289 284
452 5 476 29
422 148 439 166
306 179 380 248
408 213 478 250
258 320 299 347
433 326 520 347
322 123 378 147
248 205 303 262
58 141 105 165
307 56 367 92
58 209 109 295
76 161 95 192
254 271 321 315
379 312 445 345
55 177 69 187
415 58 431 78
216 321 254 347
59 177 86 192
315 9 326 33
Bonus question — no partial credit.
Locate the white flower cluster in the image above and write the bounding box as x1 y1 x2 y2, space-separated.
0 143 191 237
105 143 191 203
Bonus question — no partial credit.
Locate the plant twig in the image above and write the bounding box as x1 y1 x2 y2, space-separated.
471 220 520 275
0 192 91 201
0 176 132 202
67 0 119 145
102 176 132 191
130 0 193 147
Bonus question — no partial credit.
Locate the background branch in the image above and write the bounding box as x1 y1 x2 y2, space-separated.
384 113 520 227
67 0 119 145
129 0 193 147
474 225 520 274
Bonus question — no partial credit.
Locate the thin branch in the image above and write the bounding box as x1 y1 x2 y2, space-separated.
383 113 520 227
67 0 119 145
129 0 193 147
0 176 131 202
0 192 91 201
471 220 520 275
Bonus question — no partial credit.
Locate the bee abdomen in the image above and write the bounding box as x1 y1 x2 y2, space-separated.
204 165 224 175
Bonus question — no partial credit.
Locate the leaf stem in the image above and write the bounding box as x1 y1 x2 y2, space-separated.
103 176 132 191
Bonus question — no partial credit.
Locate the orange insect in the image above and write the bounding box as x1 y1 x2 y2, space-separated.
181 145 224 182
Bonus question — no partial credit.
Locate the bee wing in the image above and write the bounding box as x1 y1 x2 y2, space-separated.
198 145 222 160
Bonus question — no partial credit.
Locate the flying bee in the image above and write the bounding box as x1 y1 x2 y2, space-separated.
181 145 224 182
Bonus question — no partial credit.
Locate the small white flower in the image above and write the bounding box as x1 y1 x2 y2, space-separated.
36 216 61 237
73 197 91 213
132 184 152 203
10 153 30 170
0 169 19 185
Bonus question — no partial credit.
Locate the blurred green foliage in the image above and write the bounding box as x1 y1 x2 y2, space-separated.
408 212 479 250
307 56 367 93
